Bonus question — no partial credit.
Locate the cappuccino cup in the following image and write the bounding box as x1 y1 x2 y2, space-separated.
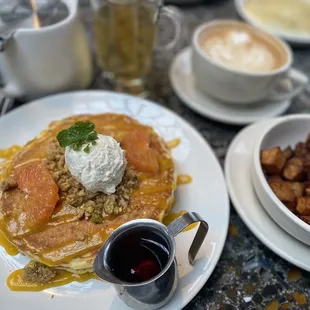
191 20 308 104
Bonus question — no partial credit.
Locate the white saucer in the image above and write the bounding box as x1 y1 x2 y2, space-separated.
169 47 292 126
225 118 310 271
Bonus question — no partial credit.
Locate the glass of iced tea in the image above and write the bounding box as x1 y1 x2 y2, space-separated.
90 0 183 97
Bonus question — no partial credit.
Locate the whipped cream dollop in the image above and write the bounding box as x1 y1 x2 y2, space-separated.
65 134 127 194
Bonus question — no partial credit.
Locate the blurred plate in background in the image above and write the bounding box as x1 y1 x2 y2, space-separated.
235 0 310 45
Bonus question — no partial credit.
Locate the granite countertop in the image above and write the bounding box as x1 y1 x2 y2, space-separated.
78 1 310 309
6 0 310 308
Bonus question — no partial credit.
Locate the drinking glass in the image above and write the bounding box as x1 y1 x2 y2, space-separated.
90 0 183 97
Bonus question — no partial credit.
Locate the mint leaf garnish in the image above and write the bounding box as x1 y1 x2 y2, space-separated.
83 144 90 153
56 121 98 153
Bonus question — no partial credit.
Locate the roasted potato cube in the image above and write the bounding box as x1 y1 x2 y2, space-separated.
268 175 282 183
283 146 293 160
295 142 308 156
303 157 310 179
262 133 310 220
296 197 310 215
288 157 304 166
305 187 310 196
290 182 305 198
304 181 310 196
268 180 296 211
303 153 310 161
261 147 286 175
299 216 310 224
282 163 306 181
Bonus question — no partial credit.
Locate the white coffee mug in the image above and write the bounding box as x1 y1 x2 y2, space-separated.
191 20 308 105
0 0 93 99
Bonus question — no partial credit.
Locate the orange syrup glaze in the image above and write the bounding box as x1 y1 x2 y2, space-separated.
0 145 22 159
7 269 99 291
177 175 192 185
166 138 181 149
0 229 19 256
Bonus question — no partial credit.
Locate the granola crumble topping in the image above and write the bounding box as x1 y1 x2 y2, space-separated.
44 139 138 222
23 261 57 284
0 176 17 191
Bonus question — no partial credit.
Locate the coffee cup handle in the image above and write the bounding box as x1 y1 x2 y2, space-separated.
0 64 23 98
0 31 22 98
155 6 184 51
167 212 209 266
0 83 22 98
268 68 308 102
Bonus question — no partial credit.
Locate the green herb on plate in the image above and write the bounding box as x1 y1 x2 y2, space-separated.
56 121 98 153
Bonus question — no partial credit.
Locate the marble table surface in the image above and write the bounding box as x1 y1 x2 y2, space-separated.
7 0 310 309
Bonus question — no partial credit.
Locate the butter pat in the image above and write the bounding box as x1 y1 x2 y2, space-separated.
65 135 127 194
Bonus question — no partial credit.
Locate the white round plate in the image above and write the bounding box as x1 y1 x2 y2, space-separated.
235 0 310 45
0 91 229 310
225 119 310 271
169 48 291 126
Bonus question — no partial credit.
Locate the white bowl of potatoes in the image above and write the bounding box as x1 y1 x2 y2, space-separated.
252 114 310 246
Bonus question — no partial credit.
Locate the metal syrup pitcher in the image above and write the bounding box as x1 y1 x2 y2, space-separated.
94 212 208 310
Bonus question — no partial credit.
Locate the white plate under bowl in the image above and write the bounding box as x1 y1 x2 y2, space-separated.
235 0 310 45
169 47 292 126
225 118 310 271
252 114 310 246
0 91 229 310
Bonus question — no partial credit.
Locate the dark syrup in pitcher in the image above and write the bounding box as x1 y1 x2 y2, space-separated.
108 230 170 283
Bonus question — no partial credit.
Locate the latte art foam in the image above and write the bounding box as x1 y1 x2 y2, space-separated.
199 25 287 73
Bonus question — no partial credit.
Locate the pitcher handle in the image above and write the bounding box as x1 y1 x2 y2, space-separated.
167 212 208 266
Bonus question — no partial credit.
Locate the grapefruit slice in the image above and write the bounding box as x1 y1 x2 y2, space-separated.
2 161 59 236
122 129 159 175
